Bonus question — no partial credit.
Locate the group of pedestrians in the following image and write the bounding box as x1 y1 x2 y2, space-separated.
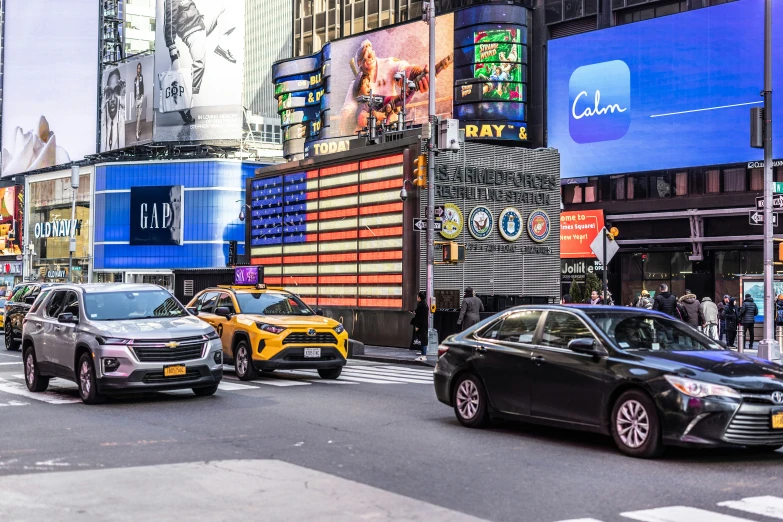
642 283 758 349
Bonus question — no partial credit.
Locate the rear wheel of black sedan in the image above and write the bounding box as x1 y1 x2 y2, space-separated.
453 373 489 428
611 390 663 458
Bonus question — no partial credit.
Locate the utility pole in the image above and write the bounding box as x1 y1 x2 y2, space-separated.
425 0 438 358
760 0 778 360
69 165 80 283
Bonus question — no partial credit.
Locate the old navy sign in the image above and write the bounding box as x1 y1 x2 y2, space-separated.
129 185 184 246
34 219 82 239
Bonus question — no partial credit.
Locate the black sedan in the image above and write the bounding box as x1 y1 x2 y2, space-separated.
434 305 783 458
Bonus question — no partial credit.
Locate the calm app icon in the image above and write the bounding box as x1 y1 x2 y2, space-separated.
569 60 631 144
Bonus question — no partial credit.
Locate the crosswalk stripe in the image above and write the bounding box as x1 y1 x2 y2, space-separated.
340 368 432 383
371 365 434 376
719 496 783 519
292 369 406 384
304 379 355 384
251 377 310 387
0 399 29 407
621 507 755 522
0 378 81 405
342 366 433 379
217 381 259 391
0 361 22 365
555 519 604 522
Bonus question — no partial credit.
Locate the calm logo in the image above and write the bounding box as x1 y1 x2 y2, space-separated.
569 60 631 144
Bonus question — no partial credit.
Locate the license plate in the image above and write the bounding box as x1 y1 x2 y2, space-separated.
773 412 783 429
304 348 321 358
163 365 186 377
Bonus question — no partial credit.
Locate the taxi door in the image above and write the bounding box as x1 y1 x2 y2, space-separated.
193 291 224 348
214 292 238 349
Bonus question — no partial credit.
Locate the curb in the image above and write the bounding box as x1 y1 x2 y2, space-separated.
352 354 436 368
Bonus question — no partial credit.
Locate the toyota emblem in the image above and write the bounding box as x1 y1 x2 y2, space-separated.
772 391 783 405
307 328 316 337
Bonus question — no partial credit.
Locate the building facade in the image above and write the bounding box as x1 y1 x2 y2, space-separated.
246 0 293 120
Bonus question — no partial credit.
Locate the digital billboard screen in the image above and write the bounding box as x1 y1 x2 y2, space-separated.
100 55 155 152
1 0 99 177
548 0 782 178
153 0 245 143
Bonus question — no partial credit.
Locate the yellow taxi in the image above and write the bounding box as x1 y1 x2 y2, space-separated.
186 285 349 380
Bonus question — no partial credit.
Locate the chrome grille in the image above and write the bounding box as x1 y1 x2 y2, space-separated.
131 337 206 363
142 370 202 383
723 410 783 445
283 332 337 345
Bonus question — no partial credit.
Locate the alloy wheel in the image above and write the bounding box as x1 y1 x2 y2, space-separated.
80 360 92 396
236 346 248 376
25 353 35 385
616 399 650 449
456 379 480 420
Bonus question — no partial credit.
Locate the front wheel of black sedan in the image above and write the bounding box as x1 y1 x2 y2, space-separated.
611 390 663 459
453 373 489 428
5 324 19 351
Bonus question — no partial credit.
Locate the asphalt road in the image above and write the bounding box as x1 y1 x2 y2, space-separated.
1 349 782 522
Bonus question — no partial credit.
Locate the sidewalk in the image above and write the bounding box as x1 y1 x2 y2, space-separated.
352 345 435 367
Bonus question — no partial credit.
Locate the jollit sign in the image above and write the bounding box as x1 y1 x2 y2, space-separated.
560 210 604 258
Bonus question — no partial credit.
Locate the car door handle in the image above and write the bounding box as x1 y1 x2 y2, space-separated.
531 355 545 365
474 345 487 354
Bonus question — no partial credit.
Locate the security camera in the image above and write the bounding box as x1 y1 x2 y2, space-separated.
400 187 408 202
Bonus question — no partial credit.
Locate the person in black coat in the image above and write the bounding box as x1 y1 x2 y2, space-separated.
652 283 678 317
410 291 429 361
739 294 758 350
724 297 739 347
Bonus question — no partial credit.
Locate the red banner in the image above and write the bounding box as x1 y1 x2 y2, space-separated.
560 210 604 258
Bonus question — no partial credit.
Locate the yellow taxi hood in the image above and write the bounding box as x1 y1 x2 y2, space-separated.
244 314 340 328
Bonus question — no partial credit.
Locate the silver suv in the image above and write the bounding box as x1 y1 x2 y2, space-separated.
22 283 223 404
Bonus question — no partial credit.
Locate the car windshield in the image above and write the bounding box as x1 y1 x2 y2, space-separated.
583 311 724 352
84 290 186 321
236 292 313 316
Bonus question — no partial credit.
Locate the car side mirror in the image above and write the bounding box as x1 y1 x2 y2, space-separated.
214 306 232 318
24 296 36 305
568 338 605 356
186 306 199 316
57 312 78 324
315 308 325 316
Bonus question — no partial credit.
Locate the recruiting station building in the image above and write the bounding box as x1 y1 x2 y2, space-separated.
247 133 560 347
551 0 783 327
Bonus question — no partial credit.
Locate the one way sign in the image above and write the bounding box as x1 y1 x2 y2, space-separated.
755 195 783 210
413 218 442 232
749 211 779 226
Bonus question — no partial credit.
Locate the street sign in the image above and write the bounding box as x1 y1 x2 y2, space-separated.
590 228 619 267
434 205 445 220
755 195 783 210
774 182 783 194
413 218 442 232
748 210 779 226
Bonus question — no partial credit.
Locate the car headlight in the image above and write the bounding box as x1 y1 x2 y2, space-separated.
205 329 220 340
256 322 285 334
333 324 345 334
96 336 131 346
664 375 741 399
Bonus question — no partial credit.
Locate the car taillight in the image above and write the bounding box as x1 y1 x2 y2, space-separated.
437 344 449 358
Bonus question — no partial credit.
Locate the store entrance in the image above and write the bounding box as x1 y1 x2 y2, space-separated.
126 272 174 292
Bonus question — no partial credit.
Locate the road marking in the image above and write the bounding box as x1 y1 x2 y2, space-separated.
370 365 434 376
719 496 783 519
556 519 604 522
0 361 22 365
0 399 28 407
0 353 22 358
217 381 259 391
0 378 81 404
292 369 409 384
339 367 432 383
621 506 755 522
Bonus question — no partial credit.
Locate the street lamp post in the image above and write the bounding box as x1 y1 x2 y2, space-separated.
760 0 778 360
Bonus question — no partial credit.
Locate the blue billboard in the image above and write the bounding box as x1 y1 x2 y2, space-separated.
548 0 782 178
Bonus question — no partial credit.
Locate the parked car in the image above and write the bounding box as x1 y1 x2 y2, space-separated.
187 286 348 380
22 283 223 404
434 305 783 458
5 282 62 351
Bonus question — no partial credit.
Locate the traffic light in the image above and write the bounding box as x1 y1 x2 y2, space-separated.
413 154 427 187
442 242 464 263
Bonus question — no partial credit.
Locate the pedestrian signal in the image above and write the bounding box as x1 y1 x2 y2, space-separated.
413 155 427 187
442 242 464 263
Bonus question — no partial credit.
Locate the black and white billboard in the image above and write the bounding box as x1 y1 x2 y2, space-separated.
100 55 155 152
152 0 244 143
129 185 184 246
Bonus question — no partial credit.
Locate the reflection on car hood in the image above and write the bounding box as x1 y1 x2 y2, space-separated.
93 316 211 339
641 350 783 391
244 314 339 328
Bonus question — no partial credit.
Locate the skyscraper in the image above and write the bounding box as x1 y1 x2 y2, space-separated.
246 0 292 120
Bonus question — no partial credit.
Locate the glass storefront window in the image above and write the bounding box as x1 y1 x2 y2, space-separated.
740 250 763 275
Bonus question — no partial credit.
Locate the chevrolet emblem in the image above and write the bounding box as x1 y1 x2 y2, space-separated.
166 341 180 348
307 329 317 337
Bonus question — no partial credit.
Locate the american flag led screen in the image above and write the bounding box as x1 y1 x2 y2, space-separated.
250 154 404 308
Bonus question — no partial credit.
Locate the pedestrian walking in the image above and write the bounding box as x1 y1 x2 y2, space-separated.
636 290 653 310
410 291 429 362
739 293 758 350
717 294 729 342
775 294 783 329
587 290 603 305
701 296 719 340
561 294 572 305
457 287 484 331
677 289 704 328
652 283 678 317
724 297 739 347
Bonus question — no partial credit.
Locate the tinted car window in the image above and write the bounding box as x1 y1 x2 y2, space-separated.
476 320 502 340
29 290 51 314
584 312 722 352
496 311 542 343
45 291 68 318
198 292 220 313
540 312 594 349
218 293 235 314
61 292 80 317
235 293 313 316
